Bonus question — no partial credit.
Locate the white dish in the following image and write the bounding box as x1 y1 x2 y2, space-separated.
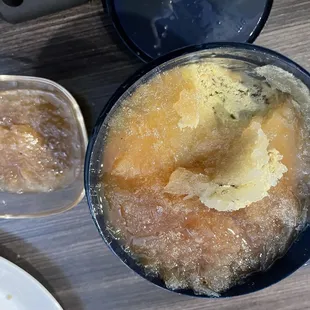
0 257 62 310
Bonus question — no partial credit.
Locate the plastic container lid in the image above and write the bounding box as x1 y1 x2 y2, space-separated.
106 0 273 62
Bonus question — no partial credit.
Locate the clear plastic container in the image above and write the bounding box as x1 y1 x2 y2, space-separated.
0 76 87 218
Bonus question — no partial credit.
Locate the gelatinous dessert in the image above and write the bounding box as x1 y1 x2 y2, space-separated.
0 90 83 193
100 62 309 295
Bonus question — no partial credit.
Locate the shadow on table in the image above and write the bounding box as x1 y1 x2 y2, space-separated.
34 34 100 135
33 9 140 135
0 230 84 310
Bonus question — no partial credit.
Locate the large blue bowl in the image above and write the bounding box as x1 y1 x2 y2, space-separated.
85 43 310 297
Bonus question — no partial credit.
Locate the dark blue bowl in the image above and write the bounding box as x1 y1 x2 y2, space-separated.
85 43 310 297
104 0 273 62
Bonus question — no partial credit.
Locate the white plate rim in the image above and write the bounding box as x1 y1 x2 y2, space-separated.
0 256 63 309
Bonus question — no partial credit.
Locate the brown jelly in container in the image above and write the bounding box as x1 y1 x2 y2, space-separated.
0 76 87 218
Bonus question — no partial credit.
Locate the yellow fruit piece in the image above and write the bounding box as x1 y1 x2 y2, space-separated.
165 120 288 211
173 89 200 129
261 99 300 182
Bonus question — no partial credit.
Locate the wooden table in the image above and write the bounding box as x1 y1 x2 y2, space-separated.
1 0 310 309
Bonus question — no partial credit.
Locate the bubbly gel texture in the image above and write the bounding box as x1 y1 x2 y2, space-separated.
0 90 83 193
165 120 288 211
101 63 308 295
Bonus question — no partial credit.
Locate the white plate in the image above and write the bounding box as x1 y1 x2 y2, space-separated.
0 257 63 310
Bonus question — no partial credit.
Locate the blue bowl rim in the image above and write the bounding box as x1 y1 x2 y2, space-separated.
85 42 310 298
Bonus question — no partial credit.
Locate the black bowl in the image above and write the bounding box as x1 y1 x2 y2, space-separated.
85 42 310 297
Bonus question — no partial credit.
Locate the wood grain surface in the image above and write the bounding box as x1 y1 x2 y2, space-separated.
1 0 310 309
